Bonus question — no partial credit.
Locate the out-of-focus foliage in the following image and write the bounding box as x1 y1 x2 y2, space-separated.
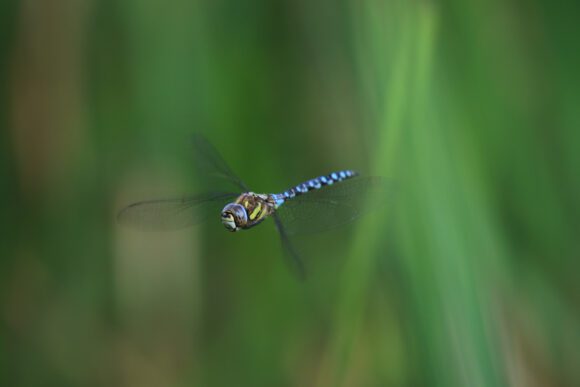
2 0 579 386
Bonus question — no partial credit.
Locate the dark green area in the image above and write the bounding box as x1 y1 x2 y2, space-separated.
2 0 580 386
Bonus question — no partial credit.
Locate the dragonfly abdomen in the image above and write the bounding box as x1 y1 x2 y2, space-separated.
272 170 359 207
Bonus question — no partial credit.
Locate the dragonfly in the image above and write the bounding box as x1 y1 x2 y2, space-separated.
117 134 386 279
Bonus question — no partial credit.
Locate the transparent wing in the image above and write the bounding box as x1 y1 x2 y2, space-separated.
117 192 238 231
274 177 391 236
192 133 249 191
273 213 306 280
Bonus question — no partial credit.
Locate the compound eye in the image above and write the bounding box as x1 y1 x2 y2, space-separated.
220 203 247 230
233 205 248 224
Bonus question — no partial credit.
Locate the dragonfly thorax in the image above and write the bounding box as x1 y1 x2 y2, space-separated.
221 192 276 232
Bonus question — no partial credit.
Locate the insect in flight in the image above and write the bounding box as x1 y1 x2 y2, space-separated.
117 134 386 279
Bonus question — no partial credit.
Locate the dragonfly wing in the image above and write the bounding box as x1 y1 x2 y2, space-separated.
274 176 391 236
273 213 306 280
117 192 238 231
192 133 249 191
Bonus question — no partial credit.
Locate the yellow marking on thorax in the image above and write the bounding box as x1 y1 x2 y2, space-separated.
249 202 262 220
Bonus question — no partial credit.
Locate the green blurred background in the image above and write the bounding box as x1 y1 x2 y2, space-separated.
2 0 579 386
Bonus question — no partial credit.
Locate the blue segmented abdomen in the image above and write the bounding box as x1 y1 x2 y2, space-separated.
272 170 359 207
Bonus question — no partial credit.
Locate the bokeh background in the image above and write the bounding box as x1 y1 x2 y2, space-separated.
2 0 579 386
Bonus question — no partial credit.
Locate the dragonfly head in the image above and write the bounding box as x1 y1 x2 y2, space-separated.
221 203 248 232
